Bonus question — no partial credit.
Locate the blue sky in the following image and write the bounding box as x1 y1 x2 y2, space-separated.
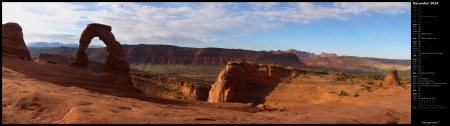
2 2 410 59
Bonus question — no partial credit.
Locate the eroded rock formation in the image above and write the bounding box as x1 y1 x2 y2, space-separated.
207 61 302 104
320 52 337 57
131 71 211 101
2 22 33 61
382 69 401 89
267 49 317 59
71 23 131 85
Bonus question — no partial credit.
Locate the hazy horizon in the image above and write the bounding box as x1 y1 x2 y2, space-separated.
3 2 411 59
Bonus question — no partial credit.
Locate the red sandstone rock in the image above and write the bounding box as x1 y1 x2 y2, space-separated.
320 52 337 57
71 23 131 85
207 61 301 104
2 22 33 61
268 49 317 59
131 71 211 101
382 69 401 89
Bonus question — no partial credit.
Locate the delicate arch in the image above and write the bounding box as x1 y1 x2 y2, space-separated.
71 23 130 74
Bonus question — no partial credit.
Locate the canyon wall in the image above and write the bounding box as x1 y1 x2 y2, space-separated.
40 44 303 67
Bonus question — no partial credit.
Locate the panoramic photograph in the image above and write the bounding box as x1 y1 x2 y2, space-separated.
2 2 411 124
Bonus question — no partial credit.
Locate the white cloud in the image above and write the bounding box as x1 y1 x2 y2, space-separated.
26 33 78 43
2 2 90 44
335 2 410 15
249 2 278 10
229 33 250 39
2 2 410 45
248 2 410 24
201 38 222 43
246 2 349 25
147 31 197 43
86 2 236 44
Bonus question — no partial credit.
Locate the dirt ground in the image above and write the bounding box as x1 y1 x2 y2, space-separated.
2 53 410 124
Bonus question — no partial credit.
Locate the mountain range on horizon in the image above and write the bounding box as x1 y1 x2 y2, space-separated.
26 42 105 48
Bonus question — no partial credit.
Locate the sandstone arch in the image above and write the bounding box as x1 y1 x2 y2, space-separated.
71 23 130 81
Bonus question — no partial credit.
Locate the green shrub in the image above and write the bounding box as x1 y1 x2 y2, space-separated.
399 76 411 84
339 90 349 96
353 93 359 97
402 86 408 90
364 86 371 90
367 81 375 85
335 77 346 81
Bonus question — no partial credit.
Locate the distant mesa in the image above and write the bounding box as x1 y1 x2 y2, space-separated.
120 44 302 67
42 44 303 67
70 23 131 85
267 49 317 59
319 52 337 57
382 69 402 89
208 61 301 104
2 22 33 61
